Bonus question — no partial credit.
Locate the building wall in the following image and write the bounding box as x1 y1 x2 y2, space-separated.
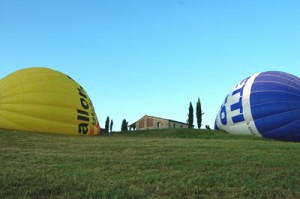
169 121 189 129
136 115 169 130
135 115 188 130
152 117 169 129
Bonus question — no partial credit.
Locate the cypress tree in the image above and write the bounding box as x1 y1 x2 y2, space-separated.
121 119 128 131
105 116 110 133
196 97 204 129
188 102 194 128
110 119 113 132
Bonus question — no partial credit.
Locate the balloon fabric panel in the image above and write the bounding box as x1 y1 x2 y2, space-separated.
262 120 300 141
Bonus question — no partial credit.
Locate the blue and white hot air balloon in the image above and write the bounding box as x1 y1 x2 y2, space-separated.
215 71 300 142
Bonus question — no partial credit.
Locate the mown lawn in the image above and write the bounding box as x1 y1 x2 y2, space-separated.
0 128 299 198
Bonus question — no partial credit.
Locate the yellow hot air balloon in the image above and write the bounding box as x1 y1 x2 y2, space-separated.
0 67 101 135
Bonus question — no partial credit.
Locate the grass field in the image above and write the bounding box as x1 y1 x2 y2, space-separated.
0 128 300 198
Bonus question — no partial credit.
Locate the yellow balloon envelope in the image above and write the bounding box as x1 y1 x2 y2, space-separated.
0 67 101 135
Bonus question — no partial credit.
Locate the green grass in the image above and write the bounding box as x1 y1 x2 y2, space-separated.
1 128 300 198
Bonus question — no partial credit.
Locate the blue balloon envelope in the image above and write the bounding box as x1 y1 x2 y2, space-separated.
215 71 300 142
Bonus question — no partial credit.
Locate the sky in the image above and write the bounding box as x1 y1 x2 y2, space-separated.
0 0 299 131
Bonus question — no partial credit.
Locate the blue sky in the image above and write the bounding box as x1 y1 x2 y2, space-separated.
1 0 299 131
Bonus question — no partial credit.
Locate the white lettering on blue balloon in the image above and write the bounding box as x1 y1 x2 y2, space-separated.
230 77 250 123
220 77 250 125
220 95 228 125
216 73 261 137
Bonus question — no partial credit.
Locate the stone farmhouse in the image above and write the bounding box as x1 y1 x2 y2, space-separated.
129 115 189 130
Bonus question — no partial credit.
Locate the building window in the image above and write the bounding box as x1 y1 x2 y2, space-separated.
173 123 175 128
181 125 183 128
